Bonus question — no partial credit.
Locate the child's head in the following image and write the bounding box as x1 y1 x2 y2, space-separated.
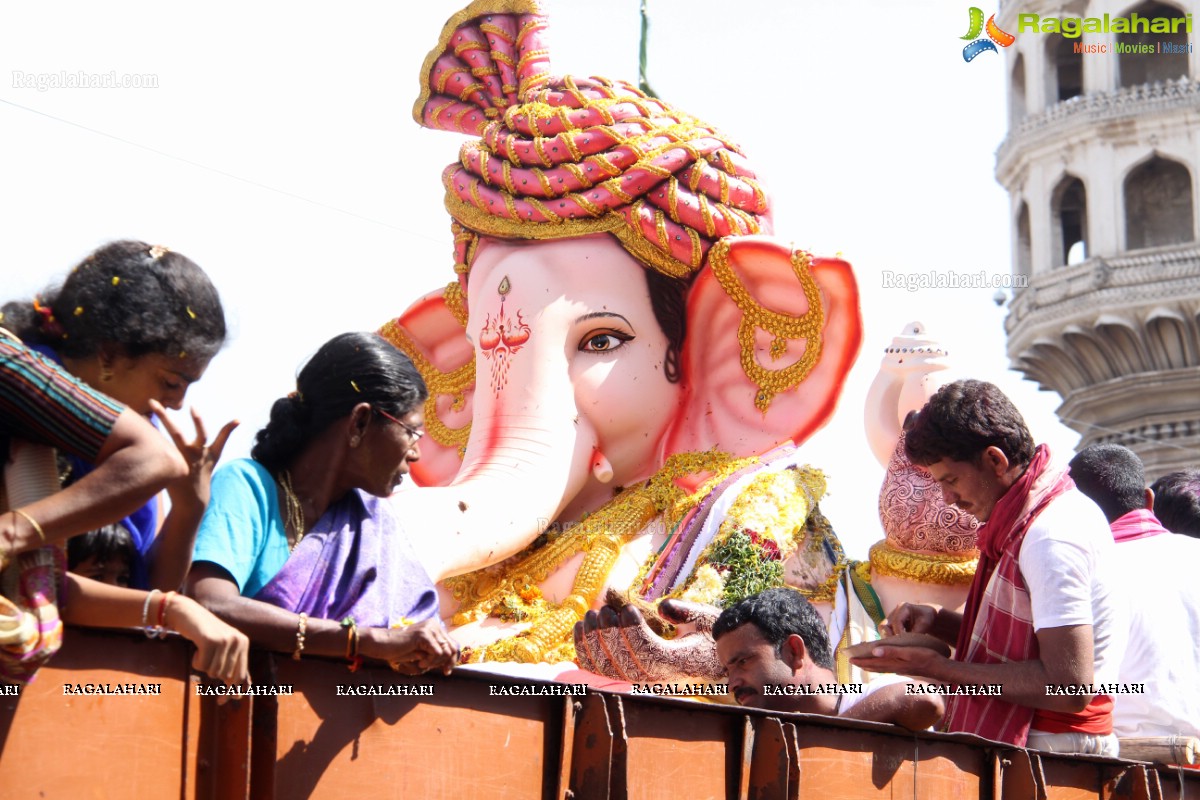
67 525 136 587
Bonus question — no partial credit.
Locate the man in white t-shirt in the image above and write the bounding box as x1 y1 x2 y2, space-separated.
1070 444 1200 740
851 380 1127 756
714 588 944 731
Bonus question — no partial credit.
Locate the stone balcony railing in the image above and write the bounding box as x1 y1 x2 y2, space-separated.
996 78 1200 177
1004 242 1200 337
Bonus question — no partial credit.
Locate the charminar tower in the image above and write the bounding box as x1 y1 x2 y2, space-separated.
998 0 1200 477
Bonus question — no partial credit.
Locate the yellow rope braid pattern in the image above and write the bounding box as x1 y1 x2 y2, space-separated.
868 540 979 587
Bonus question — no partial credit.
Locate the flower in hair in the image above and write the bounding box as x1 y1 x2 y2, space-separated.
32 296 66 339
148 244 170 259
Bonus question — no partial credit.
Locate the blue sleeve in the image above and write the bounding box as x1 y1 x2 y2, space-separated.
193 459 288 596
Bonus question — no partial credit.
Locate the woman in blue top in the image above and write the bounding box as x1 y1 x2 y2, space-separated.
188 332 457 675
1 240 237 591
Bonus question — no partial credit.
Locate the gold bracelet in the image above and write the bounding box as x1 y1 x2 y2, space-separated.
13 508 46 542
341 618 358 660
293 612 308 660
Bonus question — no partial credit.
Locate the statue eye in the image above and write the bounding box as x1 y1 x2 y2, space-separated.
580 330 633 352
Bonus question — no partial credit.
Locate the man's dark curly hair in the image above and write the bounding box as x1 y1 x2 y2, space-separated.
712 587 833 670
904 379 1035 469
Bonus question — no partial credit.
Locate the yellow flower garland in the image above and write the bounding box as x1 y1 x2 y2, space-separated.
670 465 843 606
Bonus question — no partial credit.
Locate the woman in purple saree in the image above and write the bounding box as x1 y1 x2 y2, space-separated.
187 333 457 675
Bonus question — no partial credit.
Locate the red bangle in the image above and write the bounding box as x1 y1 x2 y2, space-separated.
157 591 176 631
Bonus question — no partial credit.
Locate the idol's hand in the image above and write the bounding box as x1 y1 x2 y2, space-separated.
573 600 723 683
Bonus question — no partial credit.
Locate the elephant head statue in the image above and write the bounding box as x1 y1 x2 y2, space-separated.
382 0 861 667
572 325 982 689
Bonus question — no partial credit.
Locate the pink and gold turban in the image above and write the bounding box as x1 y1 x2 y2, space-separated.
414 0 771 282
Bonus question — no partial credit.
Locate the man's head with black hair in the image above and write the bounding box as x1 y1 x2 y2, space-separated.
1151 470 1200 538
713 587 835 711
1069 444 1148 524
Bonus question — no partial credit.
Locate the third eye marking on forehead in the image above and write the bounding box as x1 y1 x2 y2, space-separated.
574 312 633 327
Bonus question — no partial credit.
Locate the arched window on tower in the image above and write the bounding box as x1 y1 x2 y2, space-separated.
1010 53 1027 126
1125 156 1195 249
1016 202 1032 283
1045 35 1083 106
1118 1 1190 88
1051 176 1088 267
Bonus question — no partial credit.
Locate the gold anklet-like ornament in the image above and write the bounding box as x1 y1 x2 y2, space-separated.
868 539 978 586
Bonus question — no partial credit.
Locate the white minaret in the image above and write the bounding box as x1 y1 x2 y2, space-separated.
998 0 1200 477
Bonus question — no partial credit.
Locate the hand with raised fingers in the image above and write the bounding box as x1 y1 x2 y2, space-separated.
573 601 724 683
150 400 238 511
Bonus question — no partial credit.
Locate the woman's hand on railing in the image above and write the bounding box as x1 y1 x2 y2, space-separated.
360 619 458 676
166 593 251 689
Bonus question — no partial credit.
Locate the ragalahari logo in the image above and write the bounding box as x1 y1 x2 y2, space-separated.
962 8 1015 61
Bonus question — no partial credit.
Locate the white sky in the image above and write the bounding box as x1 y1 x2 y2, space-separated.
0 0 1081 559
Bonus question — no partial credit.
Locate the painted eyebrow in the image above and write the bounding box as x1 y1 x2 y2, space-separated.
574 312 634 327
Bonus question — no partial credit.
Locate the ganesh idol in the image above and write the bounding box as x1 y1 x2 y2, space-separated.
566 323 983 687
380 0 865 681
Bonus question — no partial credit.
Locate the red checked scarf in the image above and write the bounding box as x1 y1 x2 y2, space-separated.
942 444 1073 745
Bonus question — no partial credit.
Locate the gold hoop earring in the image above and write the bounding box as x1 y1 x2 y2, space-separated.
100 365 113 382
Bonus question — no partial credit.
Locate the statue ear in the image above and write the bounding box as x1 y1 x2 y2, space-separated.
378 284 475 487
663 236 862 460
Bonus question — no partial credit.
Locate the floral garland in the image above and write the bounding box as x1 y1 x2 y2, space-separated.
674 465 841 607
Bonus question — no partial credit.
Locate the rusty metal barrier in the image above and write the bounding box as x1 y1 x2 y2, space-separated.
2 628 1198 799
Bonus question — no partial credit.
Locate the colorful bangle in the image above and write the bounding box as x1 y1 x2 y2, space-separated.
158 591 177 633
142 589 163 638
341 618 363 671
293 612 308 660
13 508 45 542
